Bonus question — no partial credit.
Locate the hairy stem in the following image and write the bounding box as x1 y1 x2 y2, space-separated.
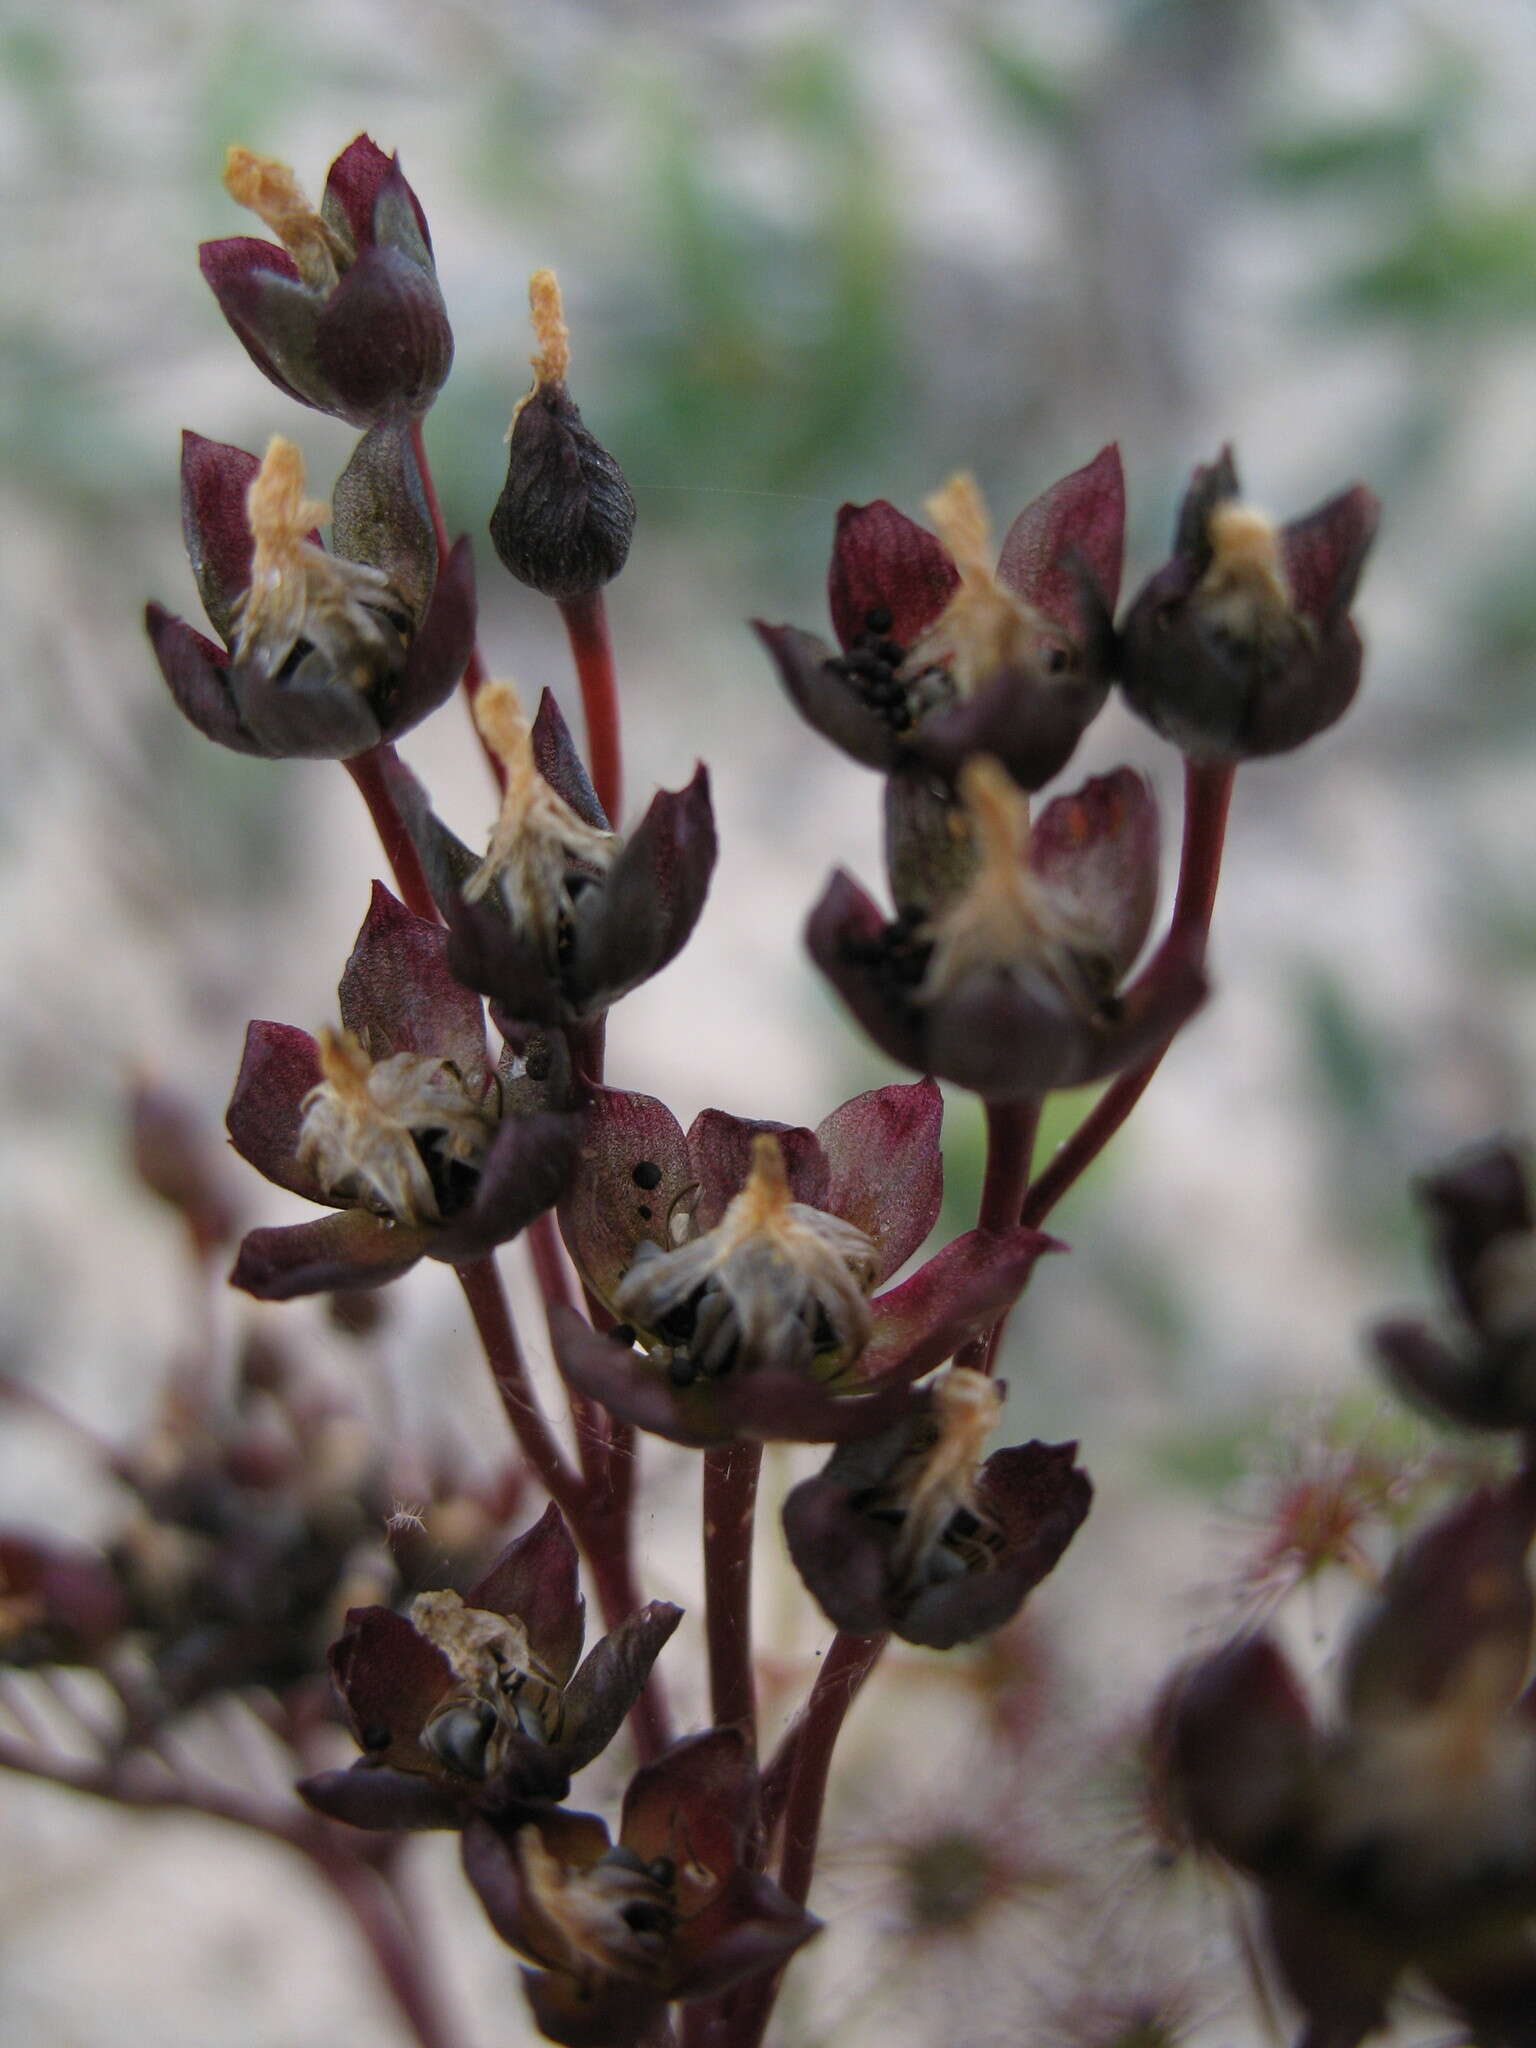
344 747 441 925
1022 757 1235 1227
558 590 623 825
702 1442 763 1747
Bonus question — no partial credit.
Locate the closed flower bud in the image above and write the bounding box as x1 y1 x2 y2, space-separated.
489 270 636 601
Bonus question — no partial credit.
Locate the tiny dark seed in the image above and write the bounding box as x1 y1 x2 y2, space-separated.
638 1204 653 1220
877 639 906 665
648 1856 676 1886
633 1161 663 1190
362 1722 391 1751
609 1323 636 1347
864 605 893 634
948 1507 981 1539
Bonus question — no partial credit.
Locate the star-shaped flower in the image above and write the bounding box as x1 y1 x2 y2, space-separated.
227 883 578 1299
550 1079 1056 1446
809 758 1204 1100
783 1367 1091 1648
302 1504 681 1830
1118 446 1379 758
147 426 474 759
758 448 1124 790
462 1727 819 2046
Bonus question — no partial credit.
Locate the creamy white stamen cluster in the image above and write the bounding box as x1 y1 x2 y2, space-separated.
231 437 406 688
411 1588 566 1779
1194 501 1311 667
462 681 619 960
616 1134 878 1381
872 1367 1006 1590
296 1028 494 1226
918 757 1114 1012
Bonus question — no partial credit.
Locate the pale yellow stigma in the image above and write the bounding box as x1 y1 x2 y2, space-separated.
463 680 618 954
918 759 1108 1011
1196 501 1298 646
232 437 400 687
891 1367 1003 1580
223 146 346 291
297 1028 494 1227
907 473 1057 694
507 268 572 438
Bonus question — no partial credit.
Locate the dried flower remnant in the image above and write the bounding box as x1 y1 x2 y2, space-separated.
489 268 637 601
760 448 1124 790
811 760 1203 1100
1119 446 1379 758
462 1729 818 2046
1375 1139 1536 1434
148 425 474 759
227 885 578 1299
784 1368 1091 1646
389 684 715 1031
202 137 453 425
303 1505 681 1829
553 1081 1056 1446
1159 1477 1536 2048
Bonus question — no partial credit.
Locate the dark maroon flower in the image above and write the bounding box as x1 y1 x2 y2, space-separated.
387 681 715 1033
1373 1140 1536 1433
809 757 1203 1100
550 1080 1056 1447
129 1077 241 1256
488 270 635 602
0 1531 126 1669
758 449 1123 790
783 1366 1091 1647
1158 1477 1536 2048
1119 446 1379 759
461 1727 819 2045
200 138 452 426
147 425 474 760
302 1505 681 1831
227 884 578 1300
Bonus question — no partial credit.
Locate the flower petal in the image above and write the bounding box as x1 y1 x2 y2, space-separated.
432 1111 581 1264
1160 1632 1315 1873
225 1020 326 1199
550 1313 728 1447
995 444 1126 629
322 136 412 251
330 415 436 616
686 1109 828 1226
816 1078 943 1282
532 689 608 831
180 430 260 642
338 881 488 1078
559 1089 692 1306
520 1968 660 2048
1416 1140 1532 1330
299 1763 461 1831
198 238 323 413
910 666 1107 793
671 1868 821 2001
1029 769 1159 981
805 868 930 1075
145 607 264 756
855 1227 1061 1387
560 1600 684 1774
232 652 386 760
566 767 717 1015
467 1502 586 1689
390 534 477 740
1282 483 1379 627
754 621 904 772
827 500 959 652
1340 1477 1536 1727
1373 1319 1522 1433
620 1727 754 1872
314 242 452 423
330 1603 452 1763
462 1808 615 1962
230 1208 429 1299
